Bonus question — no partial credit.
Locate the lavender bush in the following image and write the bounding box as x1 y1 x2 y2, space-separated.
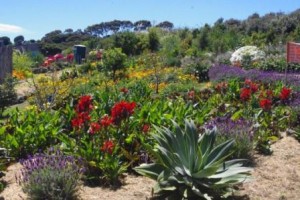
205 116 254 159
209 64 300 91
17 148 84 200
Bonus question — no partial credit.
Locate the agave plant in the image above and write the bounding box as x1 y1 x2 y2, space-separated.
134 120 252 200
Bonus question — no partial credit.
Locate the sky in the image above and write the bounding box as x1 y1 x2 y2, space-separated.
1 0 300 41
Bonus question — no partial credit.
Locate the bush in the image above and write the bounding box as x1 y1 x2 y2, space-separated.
0 76 17 117
206 117 254 159
1 108 62 159
135 120 252 199
102 48 127 80
17 148 84 200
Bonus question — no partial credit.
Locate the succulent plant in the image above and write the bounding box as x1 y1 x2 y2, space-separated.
134 120 252 200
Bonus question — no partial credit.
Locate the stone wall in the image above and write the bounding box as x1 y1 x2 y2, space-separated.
0 45 13 83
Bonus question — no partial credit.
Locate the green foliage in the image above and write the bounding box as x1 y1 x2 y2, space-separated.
148 28 160 52
102 48 127 80
134 120 252 200
13 50 34 71
0 76 17 117
1 109 62 159
113 31 140 55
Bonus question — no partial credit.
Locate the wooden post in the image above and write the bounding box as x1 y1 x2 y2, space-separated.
285 43 289 85
0 45 13 84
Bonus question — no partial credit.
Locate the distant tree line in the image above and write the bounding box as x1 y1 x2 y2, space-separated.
1 8 300 57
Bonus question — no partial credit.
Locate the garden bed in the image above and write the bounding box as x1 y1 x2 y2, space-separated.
1 135 299 200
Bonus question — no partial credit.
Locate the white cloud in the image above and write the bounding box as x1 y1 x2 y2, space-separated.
0 23 24 33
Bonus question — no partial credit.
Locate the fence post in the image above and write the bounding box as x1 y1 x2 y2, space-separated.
0 44 13 84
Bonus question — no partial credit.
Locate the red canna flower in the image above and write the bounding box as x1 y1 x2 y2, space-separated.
71 112 91 130
89 122 101 135
142 124 150 133
100 115 113 127
120 87 129 94
279 87 292 101
76 95 93 113
100 140 115 154
260 98 272 111
240 88 251 101
71 117 84 129
111 101 136 125
250 83 258 93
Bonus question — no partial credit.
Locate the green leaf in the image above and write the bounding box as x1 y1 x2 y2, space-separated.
134 163 164 180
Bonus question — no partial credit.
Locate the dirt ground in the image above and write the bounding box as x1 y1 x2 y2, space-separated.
1 135 299 200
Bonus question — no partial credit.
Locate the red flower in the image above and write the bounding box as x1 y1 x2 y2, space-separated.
187 90 195 99
260 99 272 111
111 101 136 125
89 122 101 135
100 115 113 127
120 87 129 94
240 88 251 101
76 95 93 113
250 83 258 93
71 117 84 129
142 124 150 133
279 87 292 101
71 112 91 129
100 140 115 154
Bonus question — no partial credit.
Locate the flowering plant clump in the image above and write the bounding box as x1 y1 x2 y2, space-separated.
259 98 272 111
230 46 265 67
71 95 93 130
205 117 254 159
17 148 84 200
100 140 115 155
279 87 292 101
240 88 252 101
111 101 136 125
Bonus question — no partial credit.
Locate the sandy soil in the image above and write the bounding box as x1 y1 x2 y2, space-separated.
1 136 299 200
237 136 300 200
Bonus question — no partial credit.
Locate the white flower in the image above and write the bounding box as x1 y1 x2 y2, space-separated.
230 46 265 65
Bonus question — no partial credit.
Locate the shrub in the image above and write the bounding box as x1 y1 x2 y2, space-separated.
102 48 127 80
134 120 252 199
206 117 254 159
230 46 265 68
17 148 84 200
1 108 62 159
0 76 17 117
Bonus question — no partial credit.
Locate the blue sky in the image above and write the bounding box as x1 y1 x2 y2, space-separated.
1 0 300 41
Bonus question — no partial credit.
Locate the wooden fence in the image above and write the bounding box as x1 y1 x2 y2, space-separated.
0 45 13 83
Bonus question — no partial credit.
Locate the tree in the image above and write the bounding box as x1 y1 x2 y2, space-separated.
134 20 152 31
0 36 12 45
102 48 127 80
156 21 174 31
14 35 25 45
148 28 160 52
113 31 139 55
